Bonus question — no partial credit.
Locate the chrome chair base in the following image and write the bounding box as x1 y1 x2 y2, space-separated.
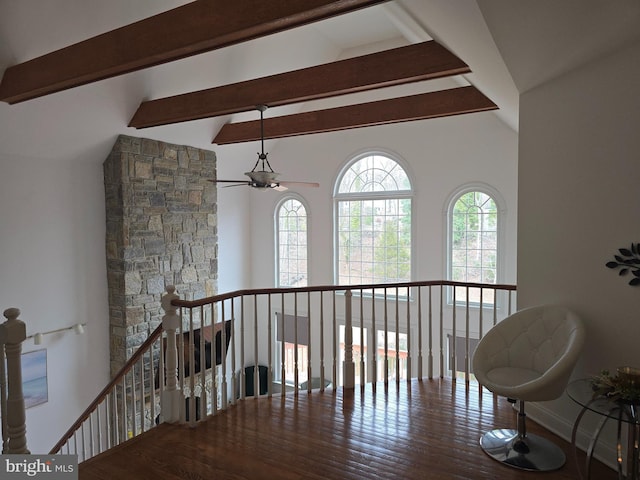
480 428 566 471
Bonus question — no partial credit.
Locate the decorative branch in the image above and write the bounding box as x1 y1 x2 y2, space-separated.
591 368 640 403
606 243 640 286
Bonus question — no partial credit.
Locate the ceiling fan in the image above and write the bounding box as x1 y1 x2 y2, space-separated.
211 105 320 191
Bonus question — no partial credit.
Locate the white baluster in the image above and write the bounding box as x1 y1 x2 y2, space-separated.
279 294 285 399
220 301 228 410
293 293 299 393
267 295 273 399
0 342 7 451
0 308 29 454
370 288 376 389
384 289 389 384
439 286 444 378
160 286 184 423
307 292 312 393
359 291 365 387
395 287 400 385
332 292 337 388
405 285 411 382
343 290 355 390
319 292 325 392
230 299 237 405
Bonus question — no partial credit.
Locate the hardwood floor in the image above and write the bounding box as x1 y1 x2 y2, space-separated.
79 378 615 480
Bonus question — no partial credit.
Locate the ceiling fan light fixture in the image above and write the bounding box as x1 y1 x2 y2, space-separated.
245 170 279 184
210 104 318 191
244 170 282 190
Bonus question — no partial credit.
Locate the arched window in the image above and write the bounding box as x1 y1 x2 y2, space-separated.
334 153 413 286
275 196 309 287
447 186 502 305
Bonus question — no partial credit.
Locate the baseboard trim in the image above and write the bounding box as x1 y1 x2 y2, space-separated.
525 401 618 472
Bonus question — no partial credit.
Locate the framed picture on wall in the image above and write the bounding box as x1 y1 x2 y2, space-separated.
22 349 48 408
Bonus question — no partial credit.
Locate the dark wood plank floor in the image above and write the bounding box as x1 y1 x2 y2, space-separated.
79 378 615 480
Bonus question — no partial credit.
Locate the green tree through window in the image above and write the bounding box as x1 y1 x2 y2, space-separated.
449 190 498 304
335 154 412 286
276 197 308 287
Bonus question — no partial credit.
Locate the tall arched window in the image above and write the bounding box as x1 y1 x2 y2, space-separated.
275 196 309 287
334 153 413 286
447 186 502 305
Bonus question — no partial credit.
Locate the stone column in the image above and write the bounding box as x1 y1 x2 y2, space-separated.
104 135 218 376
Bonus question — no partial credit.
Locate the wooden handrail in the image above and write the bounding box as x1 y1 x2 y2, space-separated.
171 280 517 308
49 323 164 454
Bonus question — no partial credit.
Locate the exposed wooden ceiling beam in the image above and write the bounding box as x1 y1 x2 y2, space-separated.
0 0 390 104
129 41 469 128
213 86 497 145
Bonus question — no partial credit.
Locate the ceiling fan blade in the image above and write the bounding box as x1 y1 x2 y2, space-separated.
208 179 249 183
274 185 289 192
279 181 320 188
222 183 249 188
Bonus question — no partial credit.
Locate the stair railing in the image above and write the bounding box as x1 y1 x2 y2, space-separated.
49 284 223 460
48 279 516 462
49 323 165 459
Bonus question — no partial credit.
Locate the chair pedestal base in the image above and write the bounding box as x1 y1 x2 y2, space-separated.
480 428 566 471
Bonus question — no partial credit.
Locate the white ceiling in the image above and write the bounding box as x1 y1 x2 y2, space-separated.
477 0 640 94
1 0 639 164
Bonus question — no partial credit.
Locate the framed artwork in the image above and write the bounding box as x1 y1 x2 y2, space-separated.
22 349 48 408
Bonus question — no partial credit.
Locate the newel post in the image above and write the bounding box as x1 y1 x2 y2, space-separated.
0 308 29 454
160 286 184 423
343 290 355 390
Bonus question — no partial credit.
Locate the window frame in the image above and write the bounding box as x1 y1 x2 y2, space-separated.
274 194 310 288
333 150 415 290
444 183 506 307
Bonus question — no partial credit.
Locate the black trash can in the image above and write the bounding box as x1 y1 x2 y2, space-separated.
244 365 268 397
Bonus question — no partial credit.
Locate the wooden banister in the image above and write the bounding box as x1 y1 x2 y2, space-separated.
49 323 164 454
49 279 517 460
0 308 29 454
171 280 517 308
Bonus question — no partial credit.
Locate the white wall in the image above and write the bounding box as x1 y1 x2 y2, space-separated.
213 106 518 374
0 142 253 454
243 110 518 290
215 152 252 295
0 154 109 454
0 76 519 458
518 39 640 462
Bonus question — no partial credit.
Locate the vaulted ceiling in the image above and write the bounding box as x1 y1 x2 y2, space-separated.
1 0 638 163
0 1 394 104
0 0 498 146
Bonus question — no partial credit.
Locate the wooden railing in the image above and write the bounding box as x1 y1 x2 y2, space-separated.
48 324 165 458
0 308 29 454
27 280 515 461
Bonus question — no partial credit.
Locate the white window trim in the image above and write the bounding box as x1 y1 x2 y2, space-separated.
443 182 507 308
274 193 311 287
333 149 416 289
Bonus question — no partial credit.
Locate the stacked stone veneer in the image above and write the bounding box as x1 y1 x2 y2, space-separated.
104 135 217 376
